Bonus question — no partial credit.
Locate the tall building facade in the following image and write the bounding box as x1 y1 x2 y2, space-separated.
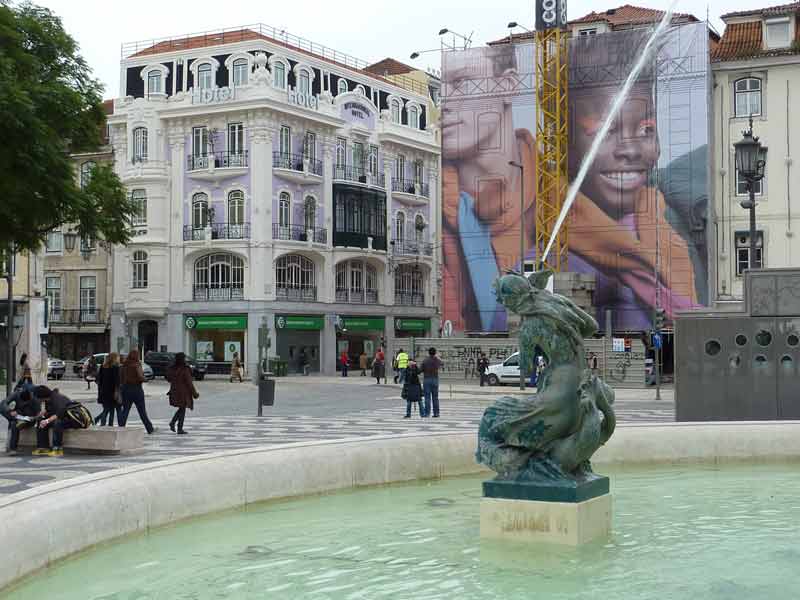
711 3 800 300
108 26 441 375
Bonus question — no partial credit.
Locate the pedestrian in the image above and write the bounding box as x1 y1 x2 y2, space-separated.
230 352 243 383
167 352 198 435
32 386 92 457
588 352 599 375
421 347 444 418
373 347 386 384
298 348 309 375
84 355 98 390
402 359 423 418
359 351 368 376
17 353 33 388
119 350 155 434
396 348 409 384
1 387 41 454
477 352 490 387
340 350 350 377
94 353 121 426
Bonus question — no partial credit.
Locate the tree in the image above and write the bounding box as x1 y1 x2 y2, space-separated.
0 2 135 253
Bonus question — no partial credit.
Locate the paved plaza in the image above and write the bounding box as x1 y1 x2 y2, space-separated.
0 377 674 496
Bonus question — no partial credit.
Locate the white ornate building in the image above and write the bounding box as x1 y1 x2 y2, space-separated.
108 25 441 375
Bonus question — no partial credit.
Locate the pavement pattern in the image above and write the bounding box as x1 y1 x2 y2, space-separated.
0 377 674 496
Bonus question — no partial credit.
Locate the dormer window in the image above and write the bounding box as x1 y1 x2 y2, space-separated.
408 105 419 129
232 58 248 87
270 56 287 90
765 17 791 49
147 70 162 95
338 79 348 95
298 69 311 95
198 63 213 90
355 85 366 96
141 63 169 97
579 28 597 36
390 99 401 124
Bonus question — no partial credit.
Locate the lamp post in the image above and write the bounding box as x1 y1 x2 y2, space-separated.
63 231 77 253
733 116 767 271
509 160 526 391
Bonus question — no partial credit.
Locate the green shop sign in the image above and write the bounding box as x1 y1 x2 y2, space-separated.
341 317 385 331
275 315 324 330
395 318 431 332
185 315 248 330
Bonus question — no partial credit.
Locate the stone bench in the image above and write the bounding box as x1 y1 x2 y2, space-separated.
18 426 145 454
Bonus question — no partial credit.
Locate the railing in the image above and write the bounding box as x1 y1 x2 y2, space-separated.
187 151 249 171
184 223 251 241
391 179 430 198
335 288 379 304
333 165 386 188
193 286 244 301
395 292 425 306
49 309 105 326
276 285 317 301
121 24 431 98
391 238 433 256
272 152 323 176
272 223 327 243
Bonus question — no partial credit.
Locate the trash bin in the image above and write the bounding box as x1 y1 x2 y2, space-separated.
258 372 275 410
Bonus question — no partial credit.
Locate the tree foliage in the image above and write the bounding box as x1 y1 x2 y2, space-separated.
0 1 135 252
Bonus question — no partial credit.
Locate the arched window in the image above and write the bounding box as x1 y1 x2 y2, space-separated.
276 254 316 301
198 63 213 90
80 161 95 189
132 250 148 289
337 79 348 95
355 84 366 96
132 127 148 163
228 190 244 225
298 69 311 95
147 70 162 95
192 193 209 228
335 259 379 304
304 196 316 231
415 215 425 244
734 77 762 117
279 192 291 228
408 105 419 129
232 58 248 87
130 189 147 226
273 61 286 89
390 99 401 123
193 253 244 301
395 211 406 241
395 265 424 306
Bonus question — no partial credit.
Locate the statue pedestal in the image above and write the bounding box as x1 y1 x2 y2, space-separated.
480 494 612 546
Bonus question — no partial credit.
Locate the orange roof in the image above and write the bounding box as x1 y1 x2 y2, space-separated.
722 1 800 19
569 4 698 27
712 9 800 62
365 58 416 77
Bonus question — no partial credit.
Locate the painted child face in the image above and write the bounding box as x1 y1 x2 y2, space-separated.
571 87 659 217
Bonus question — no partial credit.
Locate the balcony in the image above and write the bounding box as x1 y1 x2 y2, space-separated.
184 223 251 241
334 165 385 189
391 179 429 206
273 152 323 184
187 151 248 180
335 288 379 304
272 223 327 244
391 238 433 257
49 309 106 327
193 286 244 301
276 285 317 302
395 292 425 306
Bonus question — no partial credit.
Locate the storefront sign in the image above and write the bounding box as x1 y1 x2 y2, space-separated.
288 89 319 110
395 318 431 332
191 87 235 105
341 316 385 331
275 315 324 330
185 315 248 330
344 101 370 120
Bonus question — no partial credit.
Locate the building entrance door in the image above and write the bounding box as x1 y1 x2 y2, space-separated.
138 320 158 356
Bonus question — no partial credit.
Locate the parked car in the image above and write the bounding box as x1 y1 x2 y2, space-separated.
485 352 521 386
75 353 155 381
144 351 206 380
47 358 66 380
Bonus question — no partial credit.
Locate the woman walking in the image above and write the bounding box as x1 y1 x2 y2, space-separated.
119 350 155 434
18 353 33 388
373 347 386 384
95 353 121 426
402 359 424 418
84 355 98 390
167 352 197 435
230 352 243 383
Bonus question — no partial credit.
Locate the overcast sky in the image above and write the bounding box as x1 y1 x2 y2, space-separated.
37 0 758 97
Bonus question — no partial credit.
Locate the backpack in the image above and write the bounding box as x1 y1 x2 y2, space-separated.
64 403 93 429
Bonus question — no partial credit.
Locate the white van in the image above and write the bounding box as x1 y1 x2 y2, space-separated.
485 352 521 386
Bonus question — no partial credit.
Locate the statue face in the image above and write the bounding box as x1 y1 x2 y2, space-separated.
494 273 533 311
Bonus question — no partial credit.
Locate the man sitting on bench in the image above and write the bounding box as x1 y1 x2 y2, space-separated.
1 386 42 455
32 386 93 457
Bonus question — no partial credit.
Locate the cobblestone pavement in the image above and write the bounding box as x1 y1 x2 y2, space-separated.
0 377 674 496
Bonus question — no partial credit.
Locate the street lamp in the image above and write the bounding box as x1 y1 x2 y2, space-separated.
733 116 767 271
507 21 532 31
409 49 440 60
509 160 526 391
63 231 77 252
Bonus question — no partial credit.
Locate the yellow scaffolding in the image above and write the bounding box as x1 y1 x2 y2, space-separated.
535 27 569 272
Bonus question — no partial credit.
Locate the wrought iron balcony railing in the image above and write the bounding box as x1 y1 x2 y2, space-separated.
333 165 385 188
276 285 317 302
192 286 244 301
394 292 425 306
391 179 429 198
49 309 105 326
183 223 251 241
272 151 323 176
187 151 249 171
335 288 379 304
272 223 327 244
391 238 433 256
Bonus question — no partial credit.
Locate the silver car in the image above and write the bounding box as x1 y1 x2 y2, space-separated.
81 353 155 381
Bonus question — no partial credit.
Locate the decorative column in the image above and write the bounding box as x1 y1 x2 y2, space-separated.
168 126 186 304
249 117 273 301
384 152 395 308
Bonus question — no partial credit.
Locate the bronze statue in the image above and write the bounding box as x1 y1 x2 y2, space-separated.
477 270 616 486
